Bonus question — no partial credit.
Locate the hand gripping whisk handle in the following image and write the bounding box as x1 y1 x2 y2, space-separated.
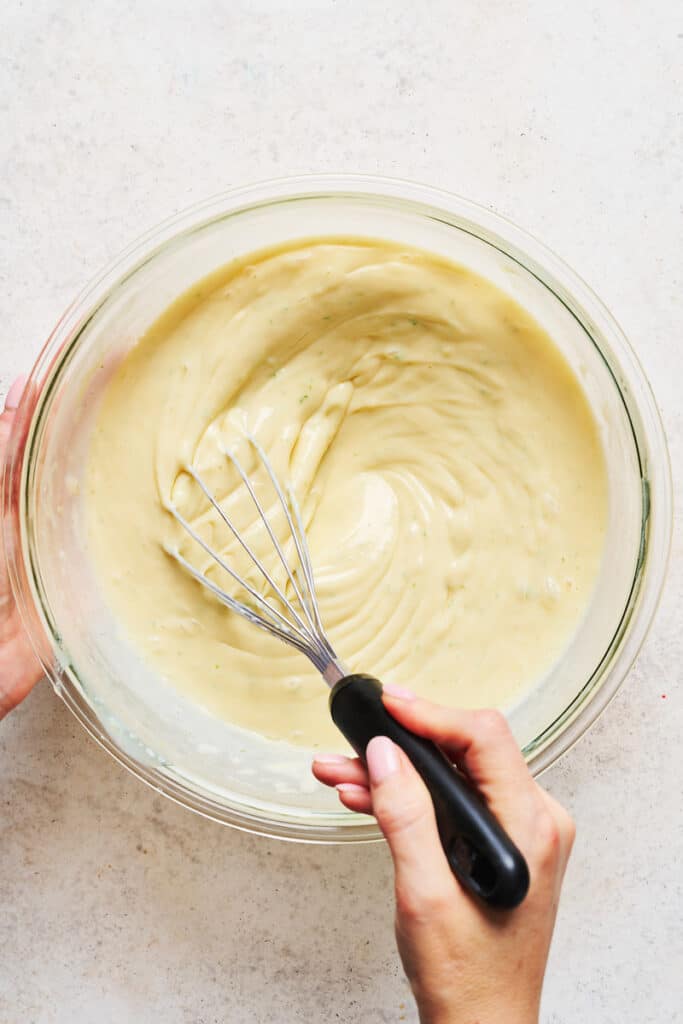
329 674 529 910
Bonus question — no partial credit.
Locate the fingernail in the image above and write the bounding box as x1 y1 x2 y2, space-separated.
336 783 368 794
313 754 350 765
4 376 27 411
366 736 400 784
382 683 416 701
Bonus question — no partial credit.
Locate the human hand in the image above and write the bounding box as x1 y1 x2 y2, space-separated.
313 691 575 1024
0 377 43 718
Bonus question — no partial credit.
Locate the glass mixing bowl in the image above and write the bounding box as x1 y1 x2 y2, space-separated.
2 175 672 843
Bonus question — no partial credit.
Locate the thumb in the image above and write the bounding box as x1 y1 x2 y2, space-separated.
0 378 26 596
0 377 27 469
366 736 457 911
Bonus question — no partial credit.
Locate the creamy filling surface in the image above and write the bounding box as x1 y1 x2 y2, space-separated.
85 239 607 748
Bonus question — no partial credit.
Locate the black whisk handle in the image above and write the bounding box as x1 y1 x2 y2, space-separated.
329 674 529 910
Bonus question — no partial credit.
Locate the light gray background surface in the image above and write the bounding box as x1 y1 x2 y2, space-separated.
1 2 681 1022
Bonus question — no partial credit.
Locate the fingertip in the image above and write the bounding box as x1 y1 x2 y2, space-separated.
382 683 417 701
336 783 372 815
380 691 440 737
311 760 336 785
382 690 430 715
313 753 351 767
312 755 369 790
4 376 28 412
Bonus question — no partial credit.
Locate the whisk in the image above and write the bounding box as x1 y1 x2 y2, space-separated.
166 435 529 909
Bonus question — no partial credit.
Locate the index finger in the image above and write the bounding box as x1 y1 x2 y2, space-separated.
382 691 538 815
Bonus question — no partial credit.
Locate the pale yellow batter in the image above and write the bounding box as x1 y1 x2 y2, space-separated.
85 238 607 748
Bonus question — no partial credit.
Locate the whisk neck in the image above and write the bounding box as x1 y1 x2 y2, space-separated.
321 658 346 687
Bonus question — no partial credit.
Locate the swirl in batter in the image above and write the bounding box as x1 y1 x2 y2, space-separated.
85 239 607 748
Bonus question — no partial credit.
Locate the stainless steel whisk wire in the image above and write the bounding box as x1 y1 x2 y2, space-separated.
165 435 345 685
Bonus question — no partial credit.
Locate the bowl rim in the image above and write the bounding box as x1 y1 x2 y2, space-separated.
2 172 673 842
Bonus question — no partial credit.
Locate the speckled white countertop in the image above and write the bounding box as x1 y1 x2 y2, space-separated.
1 2 681 1021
